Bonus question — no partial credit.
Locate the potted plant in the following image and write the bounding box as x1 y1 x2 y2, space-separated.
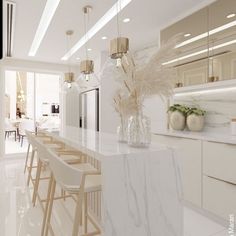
168 104 189 130
186 107 206 132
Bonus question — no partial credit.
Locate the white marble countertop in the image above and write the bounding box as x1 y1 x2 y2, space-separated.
154 130 236 145
47 127 169 159
45 126 183 236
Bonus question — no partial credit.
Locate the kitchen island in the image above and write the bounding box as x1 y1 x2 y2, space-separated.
46 127 183 236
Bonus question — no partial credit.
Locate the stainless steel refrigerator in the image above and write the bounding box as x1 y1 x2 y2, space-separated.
80 88 99 131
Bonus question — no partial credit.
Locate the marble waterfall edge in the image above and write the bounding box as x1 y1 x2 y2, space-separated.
101 148 183 236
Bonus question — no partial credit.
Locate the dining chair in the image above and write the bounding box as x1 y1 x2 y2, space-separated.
5 118 17 141
18 119 35 147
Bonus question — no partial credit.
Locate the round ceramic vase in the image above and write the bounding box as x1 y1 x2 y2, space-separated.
169 111 186 131
187 114 204 132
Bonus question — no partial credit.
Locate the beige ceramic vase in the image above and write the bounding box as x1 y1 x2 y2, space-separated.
169 111 186 131
187 114 204 132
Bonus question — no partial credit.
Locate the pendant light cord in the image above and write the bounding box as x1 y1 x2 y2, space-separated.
67 33 72 73
116 0 121 37
84 9 89 60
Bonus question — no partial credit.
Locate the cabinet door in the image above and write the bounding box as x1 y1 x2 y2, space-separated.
203 141 236 184
153 135 202 207
203 175 236 220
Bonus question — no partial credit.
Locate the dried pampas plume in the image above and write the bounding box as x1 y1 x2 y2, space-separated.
112 34 183 116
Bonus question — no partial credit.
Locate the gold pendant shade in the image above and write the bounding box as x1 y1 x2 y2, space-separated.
110 37 129 59
80 60 94 74
64 72 75 83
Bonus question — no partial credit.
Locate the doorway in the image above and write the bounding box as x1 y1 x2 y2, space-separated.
4 70 61 155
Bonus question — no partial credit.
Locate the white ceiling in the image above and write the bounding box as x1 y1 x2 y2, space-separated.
9 0 214 65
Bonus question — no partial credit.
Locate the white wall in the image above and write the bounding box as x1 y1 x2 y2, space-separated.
26 72 34 119
35 73 60 119
0 67 5 157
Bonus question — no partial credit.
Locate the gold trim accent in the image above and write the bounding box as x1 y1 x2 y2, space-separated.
64 72 75 83
110 37 129 59
83 6 92 14
80 60 94 74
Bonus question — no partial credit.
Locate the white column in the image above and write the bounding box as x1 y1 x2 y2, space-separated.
0 66 5 158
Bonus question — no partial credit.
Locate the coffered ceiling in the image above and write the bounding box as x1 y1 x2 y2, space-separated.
5 0 215 65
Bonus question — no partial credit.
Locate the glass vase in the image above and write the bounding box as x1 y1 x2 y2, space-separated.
127 112 151 148
117 116 128 143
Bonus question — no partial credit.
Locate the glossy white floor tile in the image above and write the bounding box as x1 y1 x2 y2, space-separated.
5 136 29 154
0 158 227 236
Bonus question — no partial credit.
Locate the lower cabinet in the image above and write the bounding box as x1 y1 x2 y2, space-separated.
154 135 236 221
203 141 236 220
203 175 236 220
153 135 202 207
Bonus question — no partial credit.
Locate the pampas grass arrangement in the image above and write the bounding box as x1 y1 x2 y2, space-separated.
113 34 182 117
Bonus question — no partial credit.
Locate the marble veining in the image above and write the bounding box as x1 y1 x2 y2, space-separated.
47 127 184 236
101 149 183 236
174 89 236 134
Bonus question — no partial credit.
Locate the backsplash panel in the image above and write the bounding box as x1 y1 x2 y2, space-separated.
173 89 236 134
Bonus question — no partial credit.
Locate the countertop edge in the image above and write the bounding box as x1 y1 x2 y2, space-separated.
153 131 236 145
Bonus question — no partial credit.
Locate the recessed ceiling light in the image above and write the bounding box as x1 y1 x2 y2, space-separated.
61 0 132 60
28 0 61 56
227 13 236 19
87 48 92 51
184 33 191 37
102 36 108 40
123 18 130 23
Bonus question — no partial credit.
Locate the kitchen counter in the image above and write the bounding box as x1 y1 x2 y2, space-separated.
154 130 236 145
45 126 183 236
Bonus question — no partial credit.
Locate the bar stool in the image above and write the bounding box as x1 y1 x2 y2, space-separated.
24 131 64 186
30 133 84 207
40 143 101 236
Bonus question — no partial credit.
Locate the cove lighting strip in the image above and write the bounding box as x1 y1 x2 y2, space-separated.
174 87 236 97
28 0 61 56
61 0 132 61
162 39 236 65
176 20 236 48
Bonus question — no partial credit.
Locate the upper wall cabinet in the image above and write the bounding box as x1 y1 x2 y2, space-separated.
160 0 236 87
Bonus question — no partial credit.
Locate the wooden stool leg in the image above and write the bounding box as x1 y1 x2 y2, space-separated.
27 149 35 186
32 159 42 206
45 178 56 236
72 191 84 236
24 144 31 173
41 173 53 236
84 193 88 234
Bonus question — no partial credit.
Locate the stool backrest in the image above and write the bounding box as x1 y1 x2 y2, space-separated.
33 137 52 162
48 148 84 189
25 130 35 147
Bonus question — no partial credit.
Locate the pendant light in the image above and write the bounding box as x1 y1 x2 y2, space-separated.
79 6 95 82
63 30 77 92
109 1 129 60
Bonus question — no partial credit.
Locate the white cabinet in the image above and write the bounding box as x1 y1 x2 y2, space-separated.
203 175 236 220
203 141 236 184
203 141 236 220
153 135 202 207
